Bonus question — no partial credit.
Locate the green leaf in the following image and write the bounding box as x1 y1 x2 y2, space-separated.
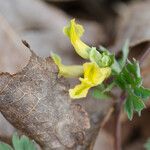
120 40 129 68
89 47 114 67
111 59 121 74
124 96 134 120
126 59 141 81
121 67 133 85
0 133 37 150
89 47 102 65
103 81 116 92
92 89 110 100
92 82 115 100
115 73 127 90
124 93 145 120
96 83 106 91
0 142 13 150
134 86 150 100
144 138 150 150
126 60 142 86
100 47 114 67
115 59 143 91
12 133 37 150
132 96 145 116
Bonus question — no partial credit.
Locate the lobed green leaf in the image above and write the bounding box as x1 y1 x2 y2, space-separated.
119 40 129 68
134 86 150 100
92 88 110 100
89 47 114 68
124 93 145 120
12 133 36 150
0 133 37 150
0 142 13 150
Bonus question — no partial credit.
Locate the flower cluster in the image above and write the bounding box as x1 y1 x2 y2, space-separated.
51 19 113 99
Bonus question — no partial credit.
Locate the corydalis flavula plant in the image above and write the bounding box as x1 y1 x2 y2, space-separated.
51 19 150 120
0 133 37 150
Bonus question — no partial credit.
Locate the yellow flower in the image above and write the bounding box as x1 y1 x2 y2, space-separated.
51 52 83 78
69 62 111 99
63 19 91 59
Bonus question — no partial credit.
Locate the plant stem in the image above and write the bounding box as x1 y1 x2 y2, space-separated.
114 91 126 150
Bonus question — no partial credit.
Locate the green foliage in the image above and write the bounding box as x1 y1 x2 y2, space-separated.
92 82 115 100
92 88 110 100
90 40 150 120
112 40 129 73
89 47 114 68
111 59 121 74
124 93 145 120
113 41 150 120
134 86 150 100
115 58 150 120
115 59 142 90
119 40 129 68
144 138 150 150
0 133 37 150
0 143 13 150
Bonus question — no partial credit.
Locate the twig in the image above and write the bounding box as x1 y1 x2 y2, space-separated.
114 91 126 150
100 107 114 130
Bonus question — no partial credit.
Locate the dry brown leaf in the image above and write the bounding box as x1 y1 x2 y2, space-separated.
0 14 31 73
113 1 150 53
111 1 150 101
0 50 90 150
0 0 106 59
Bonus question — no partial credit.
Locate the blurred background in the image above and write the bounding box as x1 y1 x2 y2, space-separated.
0 0 150 149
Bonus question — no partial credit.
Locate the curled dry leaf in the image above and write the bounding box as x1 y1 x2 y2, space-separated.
112 1 150 50
112 1 150 98
0 50 90 150
0 0 106 59
0 14 31 73
113 1 150 55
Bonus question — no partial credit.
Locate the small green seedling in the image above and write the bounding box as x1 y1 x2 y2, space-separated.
0 133 37 150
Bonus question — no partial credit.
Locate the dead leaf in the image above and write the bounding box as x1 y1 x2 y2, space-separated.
0 14 31 73
113 1 150 53
111 1 150 96
0 50 90 150
0 0 106 60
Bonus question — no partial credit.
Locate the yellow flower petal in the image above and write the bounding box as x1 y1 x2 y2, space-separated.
83 62 111 85
69 82 91 99
69 62 111 99
63 19 91 59
51 52 83 78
